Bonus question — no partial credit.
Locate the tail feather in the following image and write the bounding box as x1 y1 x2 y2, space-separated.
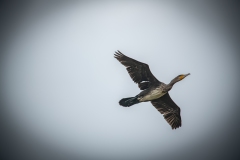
119 97 139 107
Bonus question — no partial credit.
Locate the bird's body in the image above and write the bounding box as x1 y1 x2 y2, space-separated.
138 82 166 102
114 50 190 129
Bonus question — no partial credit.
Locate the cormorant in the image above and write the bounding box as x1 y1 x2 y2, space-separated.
114 50 190 129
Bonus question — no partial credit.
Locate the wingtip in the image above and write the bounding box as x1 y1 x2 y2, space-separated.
171 124 181 130
114 50 124 59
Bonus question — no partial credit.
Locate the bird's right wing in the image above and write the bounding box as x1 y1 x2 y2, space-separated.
114 50 159 89
151 93 182 129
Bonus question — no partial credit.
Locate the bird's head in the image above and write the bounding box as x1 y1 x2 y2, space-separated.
177 73 190 81
171 73 190 84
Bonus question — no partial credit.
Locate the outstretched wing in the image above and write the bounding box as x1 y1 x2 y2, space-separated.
114 50 159 89
151 93 181 129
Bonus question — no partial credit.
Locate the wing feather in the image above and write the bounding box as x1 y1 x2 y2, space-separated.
151 93 182 129
114 50 159 89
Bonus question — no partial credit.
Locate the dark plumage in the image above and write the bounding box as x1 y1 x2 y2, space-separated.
114 50 190 129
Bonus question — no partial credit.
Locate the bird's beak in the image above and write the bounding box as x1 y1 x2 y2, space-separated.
185 73 190 77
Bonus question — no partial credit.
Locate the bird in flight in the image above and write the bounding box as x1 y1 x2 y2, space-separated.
114 50 190 129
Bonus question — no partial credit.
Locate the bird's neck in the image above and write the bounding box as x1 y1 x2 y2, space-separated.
163 77 179 92
164 79 177 92
169 79 177 86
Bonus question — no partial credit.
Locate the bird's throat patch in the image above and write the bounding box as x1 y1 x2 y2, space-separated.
179 75 185 80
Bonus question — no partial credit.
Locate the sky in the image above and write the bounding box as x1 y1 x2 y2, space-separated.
0 1 240 160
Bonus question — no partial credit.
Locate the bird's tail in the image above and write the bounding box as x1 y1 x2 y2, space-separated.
119 97 139 107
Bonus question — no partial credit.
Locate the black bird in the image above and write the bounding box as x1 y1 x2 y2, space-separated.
114 50 190 129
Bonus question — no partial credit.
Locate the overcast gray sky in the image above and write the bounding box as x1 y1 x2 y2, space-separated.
1 1 240 160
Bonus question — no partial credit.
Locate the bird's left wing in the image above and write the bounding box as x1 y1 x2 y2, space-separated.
114 50 159 89
151 93 182 129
